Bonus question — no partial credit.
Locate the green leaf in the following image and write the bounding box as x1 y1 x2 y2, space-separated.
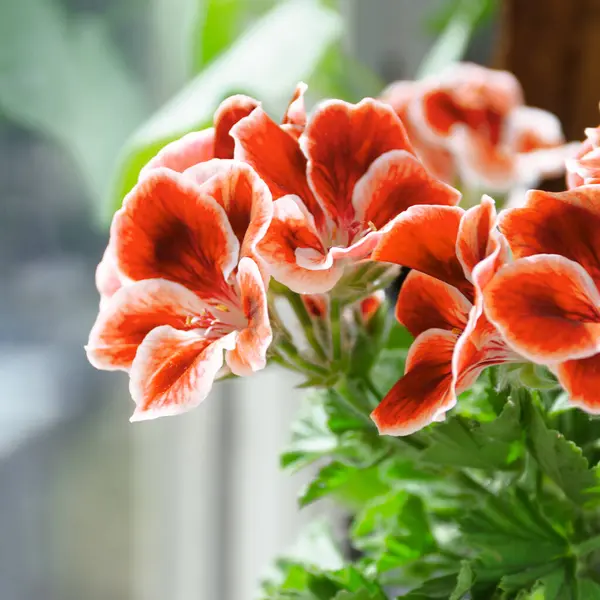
523 399 600 506
461 489 567 575
578 579 600 600
539 568 571 600
0 0 145 208
352 492 436 572
299 461 355 507
110 0 341 216
281 391 339 472
417 0 494 78
421 398 523 469
499 561 565 592
450 561 474 600
400 573 461 599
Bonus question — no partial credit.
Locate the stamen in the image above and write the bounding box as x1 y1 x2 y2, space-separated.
367 220 378 232
215 303 230 312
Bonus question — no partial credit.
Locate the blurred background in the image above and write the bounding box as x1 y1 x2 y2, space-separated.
0 0 598 598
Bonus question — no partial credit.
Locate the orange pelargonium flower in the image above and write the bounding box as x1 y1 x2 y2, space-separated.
370 197 520 436
86 162 273 421
382 63 571 192
484 185 600 412
231 93 461 294
567 125 600 188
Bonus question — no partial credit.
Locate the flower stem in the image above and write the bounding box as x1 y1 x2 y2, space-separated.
330 297 342 363
285 292 329 362
275 339 329 377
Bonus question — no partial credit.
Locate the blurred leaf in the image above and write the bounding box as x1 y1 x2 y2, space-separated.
352 491 436 572
522 397 600 506
299 461 355 507
450 561 474 600
417 0 493 78
421 398 523 469
110 0 341 217
577 579 600 599
0 0 146 207
426 0 497 34
192 0 277 70
260 519 345 596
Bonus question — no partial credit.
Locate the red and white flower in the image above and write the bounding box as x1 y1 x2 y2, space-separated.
232 93 461 294
370 196 520 436
87 162 273 421
484 185 600 413
382 62 572 193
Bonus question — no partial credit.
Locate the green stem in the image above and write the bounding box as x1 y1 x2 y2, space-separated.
275 339 329 377
286 292 328 362
330 297 342 363
333 378 375 429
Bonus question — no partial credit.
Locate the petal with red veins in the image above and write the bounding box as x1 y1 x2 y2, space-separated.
506 106 564 154
373 205 470 296
371 329 458 436
456 194 497 280
304 98 414 226
256 195 343 294
231 107 325 227
450 125 516 191
213 94 260 158
453 309 521 395
484 254 600 363
557 353 600 413
500 187 600 285
86 279 209 371
225 257 272 376
352 150 461 231
130 328 237 421
183 159 272 257
139 129 215 179
114 168 239 298
396 270 471 338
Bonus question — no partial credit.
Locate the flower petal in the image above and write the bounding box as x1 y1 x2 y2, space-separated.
506 106 564 153
500 186 600 285
213 94 260 158
113 168 239 299
281 81 308 138
96 246 123 308
557 353 600 413
371 329 457 436
456 194 497 280
231 107 326 227
256 195 343 294
139 129 215 179
303 98 414 225
352 150 461 230
396 270 471 338
484 254 600 363
129 328 237 421
449 125 516 191
86 279 208 371
225 257 272 375
373 205 470 296
183 159 272 258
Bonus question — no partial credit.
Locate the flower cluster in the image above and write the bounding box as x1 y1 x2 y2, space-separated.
87 62 598 434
